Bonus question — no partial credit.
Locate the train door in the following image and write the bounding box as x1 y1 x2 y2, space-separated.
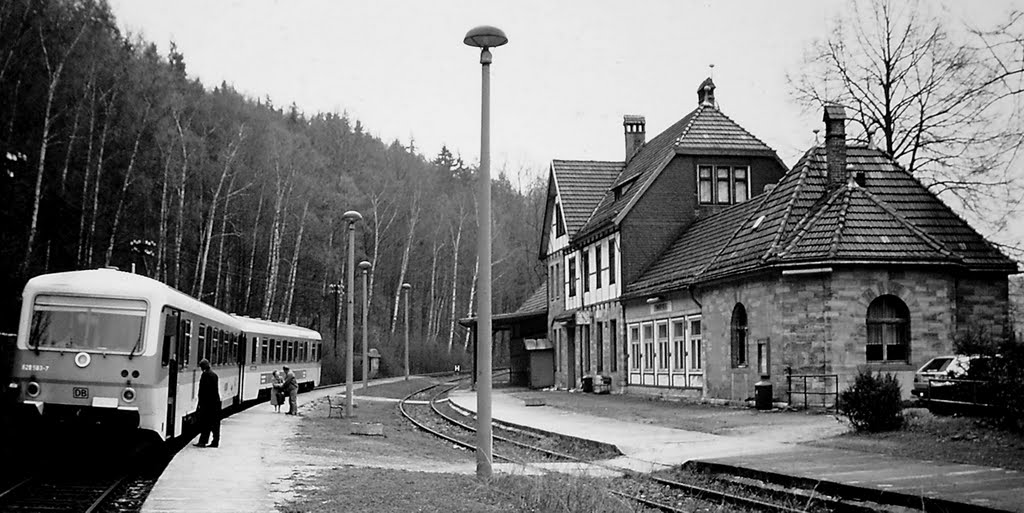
161 307 182 438
236 332 246 406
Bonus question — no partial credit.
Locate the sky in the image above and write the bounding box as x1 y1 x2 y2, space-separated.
107 0 1023 246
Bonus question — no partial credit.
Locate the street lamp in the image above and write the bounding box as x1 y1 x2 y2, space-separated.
342 210 362 417
359 260 372 390
402 282 412 380
464 24 507 480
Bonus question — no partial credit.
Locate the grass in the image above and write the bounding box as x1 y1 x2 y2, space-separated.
813 407 1024 470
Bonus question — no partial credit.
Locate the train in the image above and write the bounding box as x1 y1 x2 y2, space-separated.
4 268 322 442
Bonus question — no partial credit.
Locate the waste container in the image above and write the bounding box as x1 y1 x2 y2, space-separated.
755 377 773 410
581 376 594 393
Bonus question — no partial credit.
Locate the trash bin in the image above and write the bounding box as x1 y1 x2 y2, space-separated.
755 377 773 410
757 378 770 409
582 376 594 393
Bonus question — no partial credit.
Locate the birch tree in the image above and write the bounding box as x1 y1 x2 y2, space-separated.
23 20 87 274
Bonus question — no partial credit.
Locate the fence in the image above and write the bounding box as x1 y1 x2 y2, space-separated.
926 378 997 412
785 370 839 411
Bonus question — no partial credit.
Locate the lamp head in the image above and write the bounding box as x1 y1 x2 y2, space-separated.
464 25 508 49
342 210 362 223
401 282 412 290
358 261 372 271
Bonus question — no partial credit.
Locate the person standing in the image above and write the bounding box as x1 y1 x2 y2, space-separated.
282 365 298 415
195 358 221 448
270 370 284 413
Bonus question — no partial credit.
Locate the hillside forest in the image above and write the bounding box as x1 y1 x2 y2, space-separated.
0 0 547 381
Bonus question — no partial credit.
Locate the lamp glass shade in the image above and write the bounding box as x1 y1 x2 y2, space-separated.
464 25 507 48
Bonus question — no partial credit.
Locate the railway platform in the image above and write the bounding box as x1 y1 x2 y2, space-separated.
140 377 409 513
448 389 1024 512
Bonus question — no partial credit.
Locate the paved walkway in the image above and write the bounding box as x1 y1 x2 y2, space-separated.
448 389 1024 512
142 375 413 513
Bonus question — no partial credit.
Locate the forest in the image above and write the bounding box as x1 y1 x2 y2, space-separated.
0 0 546 381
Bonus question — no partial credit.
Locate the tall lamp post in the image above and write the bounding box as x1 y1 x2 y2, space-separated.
358 261 371 390
402 282 412 380
342 210 362 417
464 24 507 480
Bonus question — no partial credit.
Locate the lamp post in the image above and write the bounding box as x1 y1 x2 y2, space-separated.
358 261 371 390
401 282 412 380
342 210 362 417
464 24 507 480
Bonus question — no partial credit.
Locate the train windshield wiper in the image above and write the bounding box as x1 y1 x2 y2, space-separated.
128 329 142 360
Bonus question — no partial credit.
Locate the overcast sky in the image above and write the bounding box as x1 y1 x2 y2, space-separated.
107 0 1022 245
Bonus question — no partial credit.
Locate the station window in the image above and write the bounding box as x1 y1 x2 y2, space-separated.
568 257 577 297
582 250 590 293
608 240 616 285
866 295 910 362
699 165 750 205
595 246 603 289
731 303 748 367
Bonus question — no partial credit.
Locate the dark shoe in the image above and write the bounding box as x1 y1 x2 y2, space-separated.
208 443 219 448
193 443 207 448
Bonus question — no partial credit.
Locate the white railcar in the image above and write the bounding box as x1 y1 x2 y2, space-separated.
7 269 322 441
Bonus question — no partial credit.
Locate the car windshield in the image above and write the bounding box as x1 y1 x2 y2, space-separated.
920 357 952 372
29 295 147 353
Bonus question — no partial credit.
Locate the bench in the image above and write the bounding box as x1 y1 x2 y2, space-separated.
327 396 345 418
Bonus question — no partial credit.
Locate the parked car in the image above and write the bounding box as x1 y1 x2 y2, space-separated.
911 355 989 399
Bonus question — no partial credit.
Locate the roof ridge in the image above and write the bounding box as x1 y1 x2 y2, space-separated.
761 148 817 262
673 105 706 145
854 185 962 262
829 185 853 259
777 186 845 259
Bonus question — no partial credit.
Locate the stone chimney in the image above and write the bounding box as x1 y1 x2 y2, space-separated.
623 115 646 161
823 104 847 187
697 77 716 108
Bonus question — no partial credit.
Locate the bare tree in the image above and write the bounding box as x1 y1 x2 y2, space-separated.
104 105 150 266
790 0 1024 236
283 199 309 323
23 21 87 274
195 124 244 300
390 192 420 333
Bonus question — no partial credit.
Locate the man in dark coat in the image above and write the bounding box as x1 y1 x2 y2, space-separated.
282 365 298 415
195 358 221 448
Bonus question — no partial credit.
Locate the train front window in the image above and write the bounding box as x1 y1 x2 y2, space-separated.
29 295 147 353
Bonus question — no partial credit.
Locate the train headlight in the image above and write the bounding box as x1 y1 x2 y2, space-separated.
74 352 91 368
122 387 136 403
26 381 41 398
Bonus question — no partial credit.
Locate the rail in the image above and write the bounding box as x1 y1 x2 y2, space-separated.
785 370 839 411
926 378 997 409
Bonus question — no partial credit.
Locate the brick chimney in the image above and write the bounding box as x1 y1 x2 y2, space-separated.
823 104 847 187
697 77 716 108
623 115 646 161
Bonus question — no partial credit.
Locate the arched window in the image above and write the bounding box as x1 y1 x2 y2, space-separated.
866 295 910 362
731 303 748 367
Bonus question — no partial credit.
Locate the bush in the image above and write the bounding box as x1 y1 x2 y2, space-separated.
840 370 904 432
954 329 1024 432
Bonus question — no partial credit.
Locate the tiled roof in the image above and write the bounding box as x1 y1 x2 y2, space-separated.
626 145 1017 297
512 282 548 316
573 105 779 243
551 160 623 237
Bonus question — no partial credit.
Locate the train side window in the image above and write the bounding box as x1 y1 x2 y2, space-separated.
316 341 321 361
182 320 192 368
251 337 258 364
233 334 239 364
288 340 294 362
261 339 268 364
198 324 206 362
215 329 222 366
204 325 213 361
301 341 306 362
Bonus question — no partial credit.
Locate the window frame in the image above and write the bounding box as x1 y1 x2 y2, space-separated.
731 303 748 368
698 165 751 205
866 295 910 363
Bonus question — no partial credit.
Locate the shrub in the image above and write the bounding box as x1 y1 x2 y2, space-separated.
954 329 1024 432
840 370 904 432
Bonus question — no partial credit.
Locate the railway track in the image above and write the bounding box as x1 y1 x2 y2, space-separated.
399 378 913 513
0 472 129 513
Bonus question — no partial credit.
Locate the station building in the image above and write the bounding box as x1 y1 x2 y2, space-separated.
503 78 1016 403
